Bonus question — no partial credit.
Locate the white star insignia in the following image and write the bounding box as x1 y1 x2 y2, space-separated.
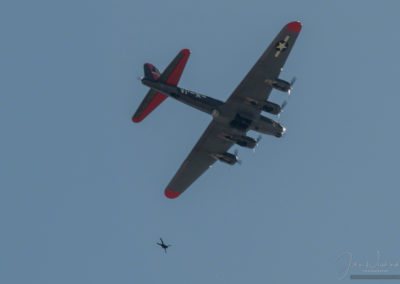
276 41 287 51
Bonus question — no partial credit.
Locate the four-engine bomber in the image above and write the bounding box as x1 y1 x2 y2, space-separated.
132 21 302 198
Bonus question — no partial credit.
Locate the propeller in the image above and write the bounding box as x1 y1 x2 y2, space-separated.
253 135 263 153
290 76 297 86
281 100 288 110
288 76 296 95
137 76 144 81
234 149 242 165
278 101 288 120
279 76 296 119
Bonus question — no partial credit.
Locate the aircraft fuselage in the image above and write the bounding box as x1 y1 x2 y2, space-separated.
141 79 285 138
142 79 223 115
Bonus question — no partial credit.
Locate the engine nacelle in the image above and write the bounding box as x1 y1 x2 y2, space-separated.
212 152 239 165
262 101 282 115
221 133 257 149
251 115 286 137
266 78 291 93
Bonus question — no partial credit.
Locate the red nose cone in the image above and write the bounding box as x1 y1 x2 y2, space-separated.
165 189 181 199
286 21 302 33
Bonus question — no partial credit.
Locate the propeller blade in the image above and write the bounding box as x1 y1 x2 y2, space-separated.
290 76 296 86
253 135 263 153
277 101 287 120
233 149 242 165
287 76 296 95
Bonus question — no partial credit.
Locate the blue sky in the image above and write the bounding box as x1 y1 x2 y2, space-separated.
1 0 400 283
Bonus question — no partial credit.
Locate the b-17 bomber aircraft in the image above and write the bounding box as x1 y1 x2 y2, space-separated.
132 21 302 199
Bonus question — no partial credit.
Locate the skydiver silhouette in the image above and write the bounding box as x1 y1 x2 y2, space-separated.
157 238 171 253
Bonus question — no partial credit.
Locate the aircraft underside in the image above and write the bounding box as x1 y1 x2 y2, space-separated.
141 79 286 141
133 21 302 198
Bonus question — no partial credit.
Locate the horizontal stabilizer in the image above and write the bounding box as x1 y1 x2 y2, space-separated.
132 89 167 123
159 49 190 86
132 49 190 123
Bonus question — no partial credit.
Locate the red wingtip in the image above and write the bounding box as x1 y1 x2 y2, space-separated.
132 116 141 123
286 21 302 33
181 49 190 55
165 189 181 199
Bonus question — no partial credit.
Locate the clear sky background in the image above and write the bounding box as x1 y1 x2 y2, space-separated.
1 0 400 283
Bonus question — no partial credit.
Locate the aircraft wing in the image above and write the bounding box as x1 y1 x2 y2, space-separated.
164 119 239 198
225 21 302 107
162 22 302 198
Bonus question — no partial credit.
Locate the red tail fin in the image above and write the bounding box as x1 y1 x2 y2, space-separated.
132 49 190 123
143 63 160 81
